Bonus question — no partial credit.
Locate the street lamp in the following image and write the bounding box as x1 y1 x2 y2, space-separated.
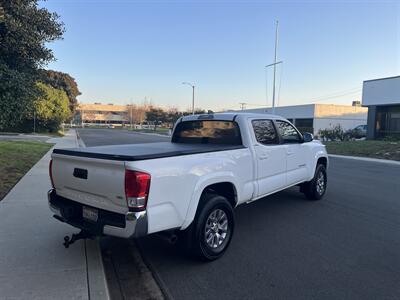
182 82 195 115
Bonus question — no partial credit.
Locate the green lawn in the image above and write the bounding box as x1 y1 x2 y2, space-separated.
324 140 400 161
0 131 64 137
0 141 53 200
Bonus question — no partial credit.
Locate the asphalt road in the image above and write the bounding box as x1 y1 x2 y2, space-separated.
77 128 170 146
78 128 400 300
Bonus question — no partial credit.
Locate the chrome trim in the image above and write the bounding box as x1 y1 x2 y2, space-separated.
103 211 148 238
48 189 148 239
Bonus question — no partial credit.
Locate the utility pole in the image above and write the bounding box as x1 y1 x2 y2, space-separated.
265 21 282 115
239 102 247 110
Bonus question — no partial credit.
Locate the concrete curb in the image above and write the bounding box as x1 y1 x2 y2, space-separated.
74 130 109 299
134 131 171 138
134 240 172 300
129 240 165 300
76 129 86 148
329 154 400 166
86 239 110 300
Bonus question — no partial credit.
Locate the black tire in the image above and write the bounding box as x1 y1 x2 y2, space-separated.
303 164 327 200
184 194 235 261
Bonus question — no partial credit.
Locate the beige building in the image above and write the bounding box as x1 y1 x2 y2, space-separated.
75 103 129 125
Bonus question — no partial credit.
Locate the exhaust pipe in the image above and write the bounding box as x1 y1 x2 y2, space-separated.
155 231 178 244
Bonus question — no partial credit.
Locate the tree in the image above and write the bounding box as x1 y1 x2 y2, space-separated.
33 82 70 132
0 0 64 130
165 107 182 127
39 69 81 112
146 107 167 129
127 104 147 125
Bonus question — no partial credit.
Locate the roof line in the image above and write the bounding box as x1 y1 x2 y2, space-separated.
363 75 400 83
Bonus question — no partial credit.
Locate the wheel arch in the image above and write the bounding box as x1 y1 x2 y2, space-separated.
317 156 328 168
181 175 239 230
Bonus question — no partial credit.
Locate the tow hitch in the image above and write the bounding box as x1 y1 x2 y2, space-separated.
63 230 93 248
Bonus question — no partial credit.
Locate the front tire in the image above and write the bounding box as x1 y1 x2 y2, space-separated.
186 194 235 261
303 164 327 200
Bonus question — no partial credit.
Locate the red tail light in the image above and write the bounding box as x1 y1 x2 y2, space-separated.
124 170 151 211
49 159 55 189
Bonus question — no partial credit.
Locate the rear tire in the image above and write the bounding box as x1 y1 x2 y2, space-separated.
183 194 235 261
303 164 327 200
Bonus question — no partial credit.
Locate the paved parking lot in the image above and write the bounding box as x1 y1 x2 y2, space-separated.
78 128 400 300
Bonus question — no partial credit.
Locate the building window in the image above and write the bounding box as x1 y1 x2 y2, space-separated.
376 105 400 136
294 118 314 134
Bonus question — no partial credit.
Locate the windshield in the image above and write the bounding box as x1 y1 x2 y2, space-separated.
172 120 242 145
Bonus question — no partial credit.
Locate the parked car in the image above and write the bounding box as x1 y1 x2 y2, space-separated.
48 113 328 260
353 124 367 138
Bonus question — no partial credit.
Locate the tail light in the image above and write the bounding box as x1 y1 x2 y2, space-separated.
49 159 55 189
124 170 151 211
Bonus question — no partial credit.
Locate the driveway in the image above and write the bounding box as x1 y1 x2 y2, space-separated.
78 128 400 300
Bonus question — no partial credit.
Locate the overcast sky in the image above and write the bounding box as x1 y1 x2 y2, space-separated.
42 0 400 111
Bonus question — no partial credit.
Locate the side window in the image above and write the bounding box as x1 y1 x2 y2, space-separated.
276 120 302 143
252 119 278 145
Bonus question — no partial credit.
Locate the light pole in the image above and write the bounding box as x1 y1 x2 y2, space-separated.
182 82 195 114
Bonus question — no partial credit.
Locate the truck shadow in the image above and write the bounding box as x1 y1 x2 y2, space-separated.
138 186 315 262
101 186 330 299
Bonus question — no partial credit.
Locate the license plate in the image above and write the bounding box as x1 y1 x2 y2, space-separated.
82 206 98 222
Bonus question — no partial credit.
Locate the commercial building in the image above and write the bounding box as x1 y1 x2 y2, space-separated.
231 103 368 136
74 103 129 125
362 75 400 139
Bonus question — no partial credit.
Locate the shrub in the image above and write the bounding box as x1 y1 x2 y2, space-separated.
32 82 71 132
318 125 345 141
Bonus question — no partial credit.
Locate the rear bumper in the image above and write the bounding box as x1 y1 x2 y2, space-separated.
48 189 148 238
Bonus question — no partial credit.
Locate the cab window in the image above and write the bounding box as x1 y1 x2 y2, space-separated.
275 120 302 143
252 119 278 145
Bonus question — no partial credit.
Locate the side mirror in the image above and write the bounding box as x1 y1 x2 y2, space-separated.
303 132 313 142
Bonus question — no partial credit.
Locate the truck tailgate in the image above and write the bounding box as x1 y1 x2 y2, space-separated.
51 153 128 214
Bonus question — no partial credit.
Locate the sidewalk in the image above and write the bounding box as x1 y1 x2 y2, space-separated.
0 130 109 300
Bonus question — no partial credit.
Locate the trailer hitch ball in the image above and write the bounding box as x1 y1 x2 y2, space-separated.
63 230 93 248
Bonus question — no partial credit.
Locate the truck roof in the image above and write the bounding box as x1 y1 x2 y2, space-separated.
181 112 286 122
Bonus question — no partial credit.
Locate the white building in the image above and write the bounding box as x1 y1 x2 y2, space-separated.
230 103 368 136
362 75 400 139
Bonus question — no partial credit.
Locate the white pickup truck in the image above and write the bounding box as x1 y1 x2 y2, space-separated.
48 113 328 260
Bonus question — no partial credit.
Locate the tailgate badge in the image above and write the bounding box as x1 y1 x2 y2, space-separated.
73 168 88 179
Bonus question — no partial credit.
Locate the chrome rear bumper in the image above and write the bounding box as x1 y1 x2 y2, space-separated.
48 189 148 238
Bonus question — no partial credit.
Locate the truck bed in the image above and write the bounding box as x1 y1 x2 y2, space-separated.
53 142 245 161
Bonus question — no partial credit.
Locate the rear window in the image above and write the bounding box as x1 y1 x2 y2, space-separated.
172 120 242 145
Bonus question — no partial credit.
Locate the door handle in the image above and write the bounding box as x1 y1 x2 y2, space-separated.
286 150 294 156
259 152 270 160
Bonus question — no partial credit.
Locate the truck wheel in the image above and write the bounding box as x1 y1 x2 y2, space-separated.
188 194 235 261
303 164 327 200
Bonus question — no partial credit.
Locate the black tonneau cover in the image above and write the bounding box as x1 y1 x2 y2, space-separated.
52 142 245 161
